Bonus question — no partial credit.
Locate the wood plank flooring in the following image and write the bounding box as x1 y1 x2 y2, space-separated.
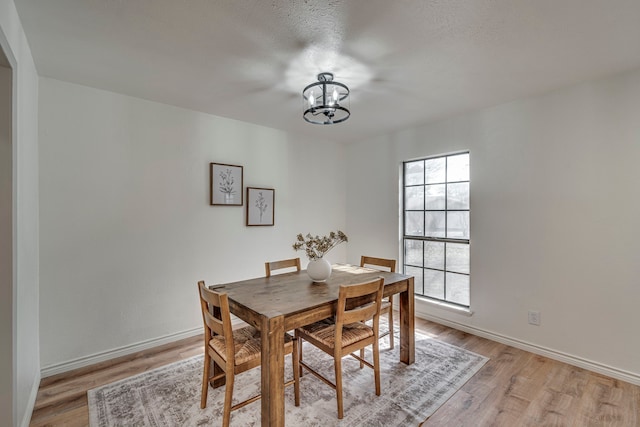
30 317 640 426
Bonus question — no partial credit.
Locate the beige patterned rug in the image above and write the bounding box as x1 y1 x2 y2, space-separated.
88 334 487 426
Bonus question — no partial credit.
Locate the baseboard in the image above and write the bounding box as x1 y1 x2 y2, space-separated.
20 370 40 427
40 327 202 378
39 312 640 387
415 307 640 386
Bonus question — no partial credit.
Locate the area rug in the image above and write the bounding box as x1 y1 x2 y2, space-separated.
88 334 488 426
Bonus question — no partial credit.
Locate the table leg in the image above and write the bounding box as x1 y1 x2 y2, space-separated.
261 314 285 426
399 276 415 364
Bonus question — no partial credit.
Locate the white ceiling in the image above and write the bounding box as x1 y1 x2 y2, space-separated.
14 0 640 144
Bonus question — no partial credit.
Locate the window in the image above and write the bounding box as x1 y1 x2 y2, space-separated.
402 152 470 307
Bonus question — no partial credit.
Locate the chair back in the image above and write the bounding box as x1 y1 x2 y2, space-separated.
198 281 235 363
336 278 384 327
360 256 396 272
265 257 301 277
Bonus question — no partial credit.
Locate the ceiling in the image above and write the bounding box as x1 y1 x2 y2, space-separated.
14 0 640 144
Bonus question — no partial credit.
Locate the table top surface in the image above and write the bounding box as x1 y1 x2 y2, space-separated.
212 264 411 319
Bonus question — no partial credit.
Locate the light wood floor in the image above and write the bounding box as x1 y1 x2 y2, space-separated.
30 316 640 426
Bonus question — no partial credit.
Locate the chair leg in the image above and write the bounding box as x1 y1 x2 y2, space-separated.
373 342 381 396
388 297 394 350
359 348 365 369
334 356 344 419
201 352 210 409
222 370 234 427
293 339 300 407
298 338 304 377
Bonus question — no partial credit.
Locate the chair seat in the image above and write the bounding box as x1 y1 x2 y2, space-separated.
210 326 293 365
297 318 374 348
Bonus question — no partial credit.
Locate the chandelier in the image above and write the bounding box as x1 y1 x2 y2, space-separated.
302 72 350 125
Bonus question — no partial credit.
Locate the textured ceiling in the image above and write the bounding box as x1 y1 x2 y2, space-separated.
14 0 640 144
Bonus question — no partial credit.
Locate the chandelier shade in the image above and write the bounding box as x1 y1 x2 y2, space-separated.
302 72 350 125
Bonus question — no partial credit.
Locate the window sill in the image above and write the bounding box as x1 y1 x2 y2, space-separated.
415 296 473 317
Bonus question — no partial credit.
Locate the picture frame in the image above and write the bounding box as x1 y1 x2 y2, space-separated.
246 187 274 226
210 163 243 206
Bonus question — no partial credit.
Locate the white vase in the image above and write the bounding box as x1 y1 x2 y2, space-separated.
307 258 332 282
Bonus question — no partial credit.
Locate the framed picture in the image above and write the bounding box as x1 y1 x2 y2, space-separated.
246 187 274 226
210 163 243 206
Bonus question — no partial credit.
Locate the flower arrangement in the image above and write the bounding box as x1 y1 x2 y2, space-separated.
293 230 348 261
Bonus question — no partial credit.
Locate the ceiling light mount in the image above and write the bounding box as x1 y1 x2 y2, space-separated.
302 72 350 125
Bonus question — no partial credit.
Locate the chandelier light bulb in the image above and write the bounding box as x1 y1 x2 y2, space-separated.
309 90 315 106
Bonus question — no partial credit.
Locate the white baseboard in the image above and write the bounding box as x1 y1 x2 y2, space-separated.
415 307 640 386
39 311 640 387
40 327 202 378
20 370 40 427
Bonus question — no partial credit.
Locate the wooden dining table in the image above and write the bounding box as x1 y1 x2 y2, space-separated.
210 264 415 426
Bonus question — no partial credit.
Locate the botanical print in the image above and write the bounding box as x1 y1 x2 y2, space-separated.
246 187 274 226
210 163 243 206
218 168 236 199
255 191 268 223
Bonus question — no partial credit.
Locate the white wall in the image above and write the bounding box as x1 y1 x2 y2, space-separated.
38 78 347 369
346 68 640 382
0 0 40 425
0 62 13 427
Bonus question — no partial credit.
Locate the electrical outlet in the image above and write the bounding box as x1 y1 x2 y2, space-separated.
528 310 541 326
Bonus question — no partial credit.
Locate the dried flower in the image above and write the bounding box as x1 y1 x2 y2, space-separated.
292 230 348 260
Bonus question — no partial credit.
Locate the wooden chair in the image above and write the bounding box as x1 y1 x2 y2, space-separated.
360 256 396 350
197 281 300 426
265 257 301 277
295 278 384 419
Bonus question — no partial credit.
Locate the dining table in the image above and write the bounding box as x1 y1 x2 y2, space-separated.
209 263 415 426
